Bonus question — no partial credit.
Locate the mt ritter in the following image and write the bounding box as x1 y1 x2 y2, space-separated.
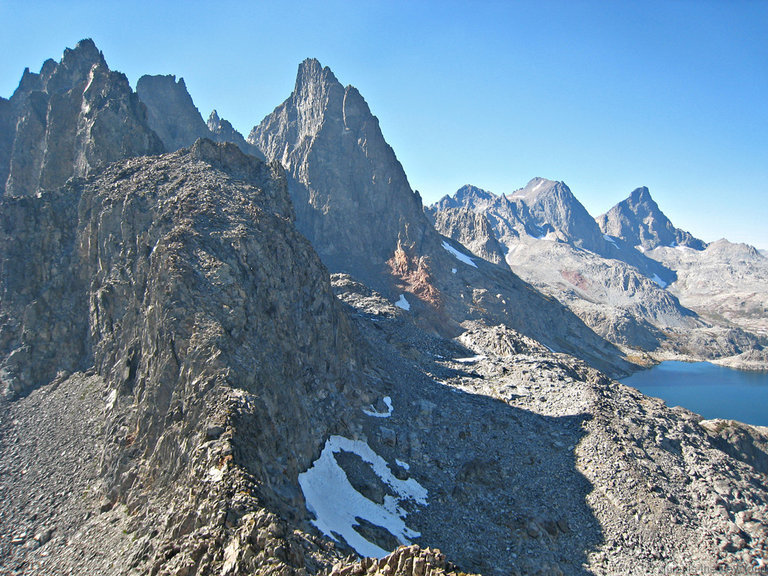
1 40 767 576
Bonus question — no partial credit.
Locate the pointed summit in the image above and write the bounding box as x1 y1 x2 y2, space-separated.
508 178 605 251
2 39 163 197
597 187 706 250
206 109 264 159
295 57 339 90
248 58 426 287
629 185 652 203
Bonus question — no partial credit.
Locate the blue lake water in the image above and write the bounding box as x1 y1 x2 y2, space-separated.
621 361 768 427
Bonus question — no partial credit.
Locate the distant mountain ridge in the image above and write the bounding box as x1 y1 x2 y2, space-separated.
597 186 706 250
428 181 767 359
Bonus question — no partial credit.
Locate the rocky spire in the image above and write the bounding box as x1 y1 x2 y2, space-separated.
207 109 264 159
2 39 164 197
248 58 428 288
597 186 706 250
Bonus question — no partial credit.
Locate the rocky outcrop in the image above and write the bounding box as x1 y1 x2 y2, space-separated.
427 207 505 264
1 39 164 197
135 74 211 151
0 139 376 575
207 110 264 159
330 545 475 576
597 186 706 250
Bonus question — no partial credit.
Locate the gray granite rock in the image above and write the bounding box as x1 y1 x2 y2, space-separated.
2 39 164 198
597 186 706 250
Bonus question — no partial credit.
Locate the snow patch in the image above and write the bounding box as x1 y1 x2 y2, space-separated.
208 466 224 482
396 459 410 471
394 294 410 311
441 241 477 268
635 245 646 253
651 274 668 288
298 435 428 558
451 268 457 274
106 389 117 411
603 234 617 246
363 396 394 418
454 355 486 363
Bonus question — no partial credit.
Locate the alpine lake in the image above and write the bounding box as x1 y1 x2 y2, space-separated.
622 361 768 427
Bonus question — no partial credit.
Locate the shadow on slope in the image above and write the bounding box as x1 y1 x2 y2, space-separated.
332 274 602 575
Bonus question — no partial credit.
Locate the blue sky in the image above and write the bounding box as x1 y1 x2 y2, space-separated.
2 0 766 247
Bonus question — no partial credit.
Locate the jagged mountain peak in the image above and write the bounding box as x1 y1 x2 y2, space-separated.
249 58 426 287
295 57 339 89
293 57 343 107
457 184 497 201
629 185 652 203
597 186 706 251
61 38 105 68
508 177 569 204
433 184 501 212
1 38 164 197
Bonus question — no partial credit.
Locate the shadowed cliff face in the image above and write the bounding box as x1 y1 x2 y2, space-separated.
135 74 211 151
1 39 164 198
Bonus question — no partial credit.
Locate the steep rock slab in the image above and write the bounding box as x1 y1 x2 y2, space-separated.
2 39 164 197
135 74 212 151
597 186 706 250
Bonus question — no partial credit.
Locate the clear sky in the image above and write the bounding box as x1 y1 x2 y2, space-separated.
2 0 766 248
